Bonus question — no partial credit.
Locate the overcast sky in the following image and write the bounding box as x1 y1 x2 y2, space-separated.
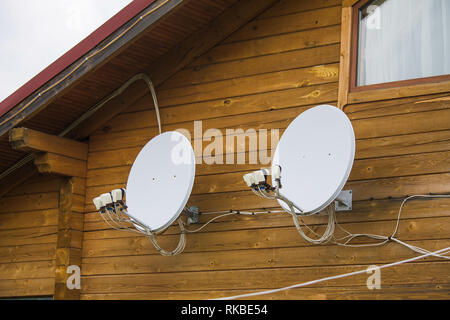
0 0 132 103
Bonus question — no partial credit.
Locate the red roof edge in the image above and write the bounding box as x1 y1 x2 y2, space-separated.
0 0 156 119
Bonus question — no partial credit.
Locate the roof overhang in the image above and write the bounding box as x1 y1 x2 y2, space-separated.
0 0 182 137
0 0 278 178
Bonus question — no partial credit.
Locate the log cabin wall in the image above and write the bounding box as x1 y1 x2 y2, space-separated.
81 0 450 299
0 174 62 298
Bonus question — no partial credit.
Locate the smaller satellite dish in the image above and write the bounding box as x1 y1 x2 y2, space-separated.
126 131 195 233
272 105 355 215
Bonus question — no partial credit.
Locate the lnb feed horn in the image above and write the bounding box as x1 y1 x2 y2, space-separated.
111 188 125 202
99 193 113 207
93 196 103 211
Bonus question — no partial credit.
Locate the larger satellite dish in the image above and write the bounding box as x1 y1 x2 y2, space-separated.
126 131 195 233
272 105 355 215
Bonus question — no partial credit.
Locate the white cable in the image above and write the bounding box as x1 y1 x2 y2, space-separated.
332 194 450 260
253 186 335 244
62 73 162 137
183 212 236 233
390 237 450 260
99 208 149 235
91 73 166 251
282 197 335 244
140 74 162 135
200 209 284 216
246 177 450 260
251 176 450 258
146 218 186 256
0 73 163 184
212 246 450 300
100 204 186 255
101 205 277 254
391 194 450 237
182 208 283 233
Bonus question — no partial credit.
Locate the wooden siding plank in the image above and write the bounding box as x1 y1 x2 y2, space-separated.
0 243 56 263
81 283 450 300
89 94 448 152
82 172 450 214
189 173 450 211
344 94 450 117
0 209 59 230
91 83 338 139
82 217 450 258
86 129 450 168
82 151 450 198
223 6 341 44
83 197 450 235
348 82 450 105
162 43 340 88
146 63 340 109
0 260 55 280
0 278 54 298
257 0 342 20
81 239 450 275
0 192 59 213
6 176 62 196
81 262 449 294
0 226 58 247
189 24 341 67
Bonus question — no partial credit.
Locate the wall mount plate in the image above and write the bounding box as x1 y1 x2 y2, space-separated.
335 190 353 212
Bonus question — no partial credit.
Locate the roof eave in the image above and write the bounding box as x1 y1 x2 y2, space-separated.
0 0 182 137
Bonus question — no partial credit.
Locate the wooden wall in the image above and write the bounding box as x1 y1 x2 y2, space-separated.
0 174 61 298
81 0 450 299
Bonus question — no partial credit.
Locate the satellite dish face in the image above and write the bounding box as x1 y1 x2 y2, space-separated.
272 105 355 214
126 131 195 233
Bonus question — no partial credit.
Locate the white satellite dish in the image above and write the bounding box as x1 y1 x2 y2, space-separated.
126 131 195 233
271 105 355 215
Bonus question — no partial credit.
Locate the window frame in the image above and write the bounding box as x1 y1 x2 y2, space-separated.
338 0 450 107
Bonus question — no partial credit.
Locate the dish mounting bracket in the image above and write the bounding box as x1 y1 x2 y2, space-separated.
184 206 199 224
334 190 352 212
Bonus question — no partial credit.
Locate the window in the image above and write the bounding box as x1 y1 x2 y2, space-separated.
351 0 450 89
